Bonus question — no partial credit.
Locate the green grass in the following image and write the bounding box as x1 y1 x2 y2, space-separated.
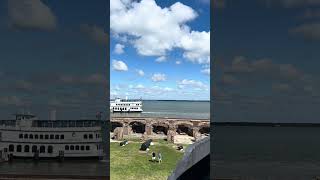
110 139 184 180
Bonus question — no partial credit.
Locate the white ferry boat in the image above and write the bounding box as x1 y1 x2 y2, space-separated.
110 98 143 112
0 113 105 160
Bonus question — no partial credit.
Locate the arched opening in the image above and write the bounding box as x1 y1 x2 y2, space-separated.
48 146 53 153
111 122 123 132
40 146 45 153
24 145 30 152
17 145 22 152
176 124 193 136
152 125 168 135
199 126 210 135
9 144 14 152
32 145 37 153
130 121 145 134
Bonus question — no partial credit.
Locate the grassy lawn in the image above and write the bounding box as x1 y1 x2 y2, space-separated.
110 139 184 180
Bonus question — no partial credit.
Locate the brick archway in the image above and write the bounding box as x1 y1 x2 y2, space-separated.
111 122 123 132
129 121 146 134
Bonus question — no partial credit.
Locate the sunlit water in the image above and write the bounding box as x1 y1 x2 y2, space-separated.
0 159 108 176
111 100 210 119
212 126 320 180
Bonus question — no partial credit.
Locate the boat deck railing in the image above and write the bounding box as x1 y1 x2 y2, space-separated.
0 120 107 128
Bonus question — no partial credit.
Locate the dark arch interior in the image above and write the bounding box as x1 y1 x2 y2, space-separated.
130 122 145 134
177 125 193 136
152 125 168 135
199 126 210 134
111 122 123 132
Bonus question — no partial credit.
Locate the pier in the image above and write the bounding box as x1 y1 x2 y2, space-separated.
110 117 210 142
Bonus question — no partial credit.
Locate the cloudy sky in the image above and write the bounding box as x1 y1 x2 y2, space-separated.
110 0 210 100
0 0 107 119
214 0 320 122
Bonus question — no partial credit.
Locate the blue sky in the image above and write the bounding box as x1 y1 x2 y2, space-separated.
214 0 320 122
110 0 210 100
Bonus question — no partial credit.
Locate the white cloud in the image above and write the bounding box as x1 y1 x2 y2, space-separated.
110 0 210 64
201 68 210 75
151 73 166 82
273 0 320 7
8 0 57 31
114 43 125 54
80 24 107 44
136 69 145 76
290 23 320 40
0 95 24 106
112 60 128 71
176 61 181 65
180 31 210 64
134 84 145 89
155 56 167 63
201 64 210 75
213 0 225 8
178 79 208 90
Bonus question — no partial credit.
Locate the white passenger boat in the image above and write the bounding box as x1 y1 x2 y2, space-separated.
110 98 143 112
0 113 105 160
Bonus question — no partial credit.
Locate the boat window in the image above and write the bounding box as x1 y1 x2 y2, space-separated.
86 145 90 151
84 134 88 139
65 145 69 150
40 134 44 139
45 135 49 139
17 145 22 152
48 146 53 153
40 146 45 153
9 144 14 152
24 134 28 139
81 145 84 151
70 145 74 150
19 134 23 139
76 145 79 150
50 134 54 139
35 134 39 139
89 134 93 139
24 145 30 152
32 145 37 153
60 135 64 139
29 134 33 139
55 135 59 139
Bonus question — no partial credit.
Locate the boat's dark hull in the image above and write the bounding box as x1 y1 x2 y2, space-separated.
11 155 102 160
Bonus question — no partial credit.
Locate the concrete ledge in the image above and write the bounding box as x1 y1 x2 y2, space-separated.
168 136 210 180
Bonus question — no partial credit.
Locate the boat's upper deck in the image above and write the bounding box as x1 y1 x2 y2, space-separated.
0 120 105 128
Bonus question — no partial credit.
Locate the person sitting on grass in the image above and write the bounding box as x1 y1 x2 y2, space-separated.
152 152 156 162
158 152 162 163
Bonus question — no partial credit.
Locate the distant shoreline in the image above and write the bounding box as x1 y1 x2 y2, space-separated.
212 122 320 127
110 99 210 102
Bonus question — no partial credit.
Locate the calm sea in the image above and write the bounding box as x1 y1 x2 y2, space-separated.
212 126 320 180
0 160 108 177
111 100 210 119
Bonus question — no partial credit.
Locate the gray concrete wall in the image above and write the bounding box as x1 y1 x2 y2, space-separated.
168 136 210 180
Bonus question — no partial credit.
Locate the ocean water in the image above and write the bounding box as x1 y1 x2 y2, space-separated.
111 100 210 119
0 160 108 177
212 126 320 180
